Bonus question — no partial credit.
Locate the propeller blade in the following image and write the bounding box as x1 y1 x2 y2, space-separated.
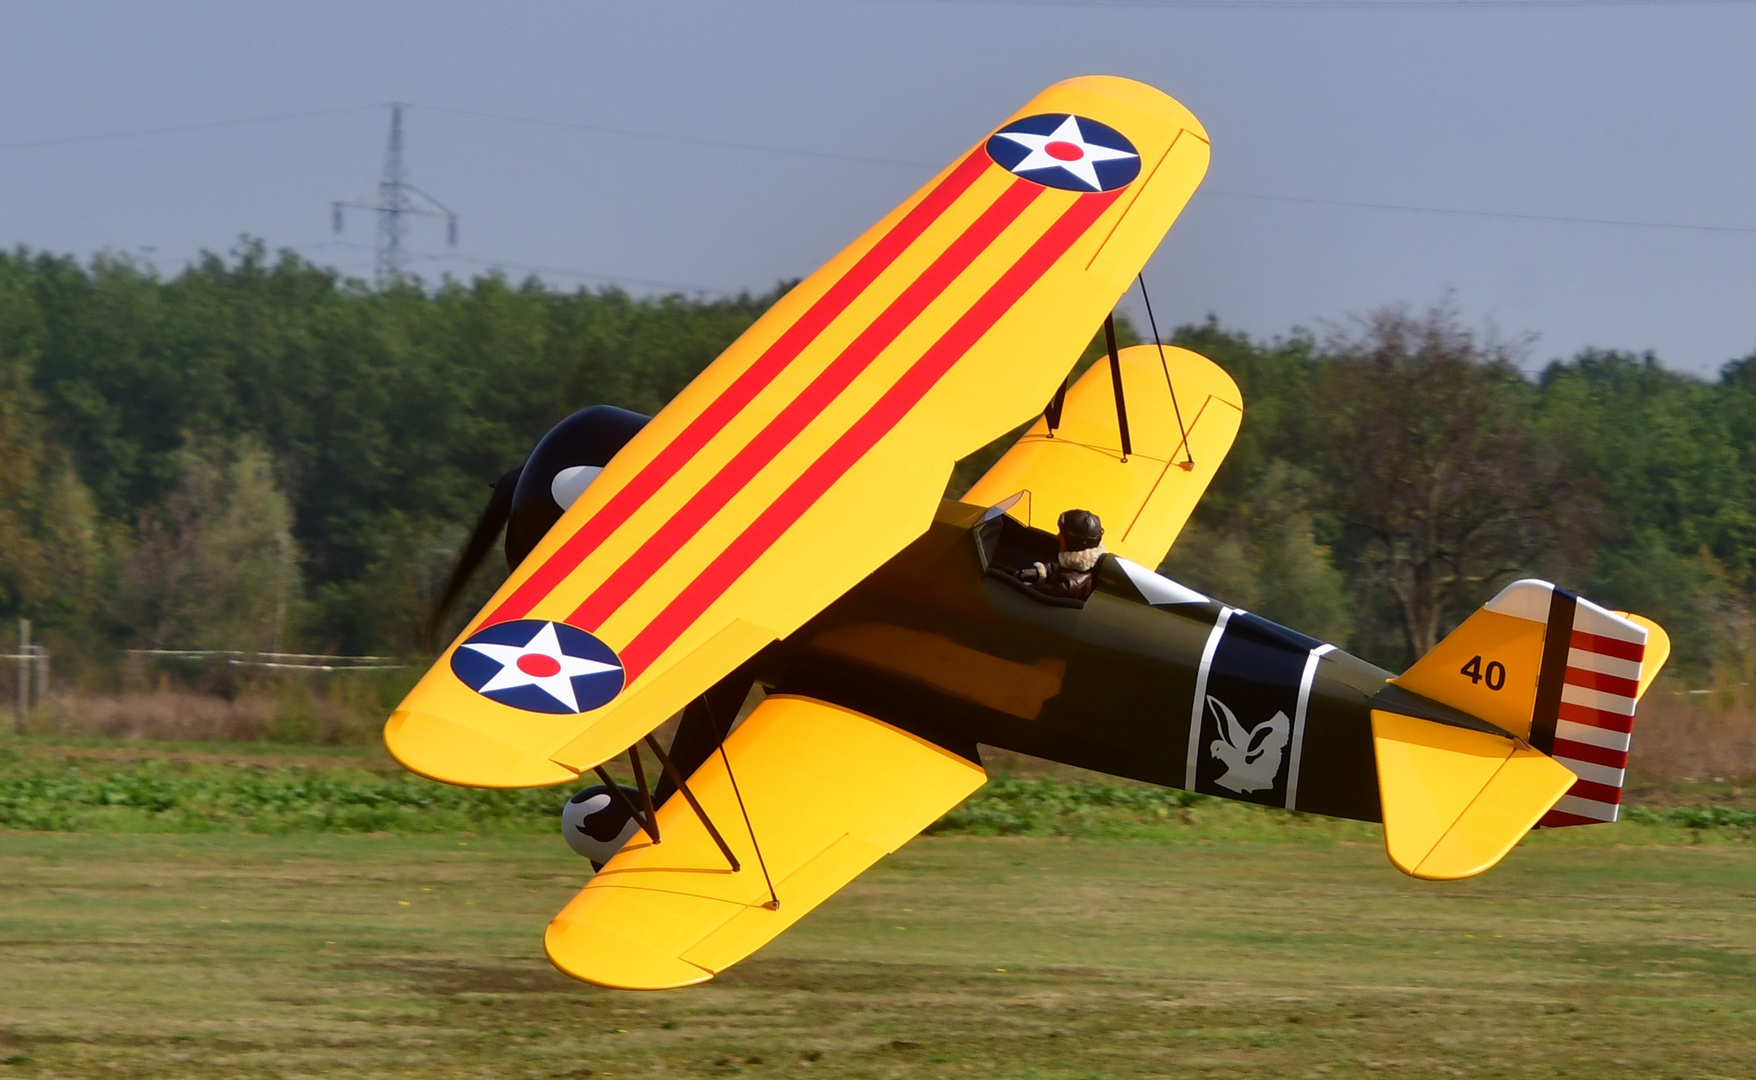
424 464 522 653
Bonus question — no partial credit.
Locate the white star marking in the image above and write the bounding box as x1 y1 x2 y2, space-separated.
462 622 618 712
994 116 1137 191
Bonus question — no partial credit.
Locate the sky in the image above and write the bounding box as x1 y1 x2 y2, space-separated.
0 0 1752 374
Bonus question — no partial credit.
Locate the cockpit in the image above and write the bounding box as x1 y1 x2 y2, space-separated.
970 502 1213 612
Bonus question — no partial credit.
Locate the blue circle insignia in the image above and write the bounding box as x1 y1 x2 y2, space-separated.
450 619 624 715
985 113 1141 193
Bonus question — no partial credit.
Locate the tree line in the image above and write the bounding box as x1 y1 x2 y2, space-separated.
0 243 1752 684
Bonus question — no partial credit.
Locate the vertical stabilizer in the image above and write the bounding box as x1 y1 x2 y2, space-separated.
1390 579 1667 827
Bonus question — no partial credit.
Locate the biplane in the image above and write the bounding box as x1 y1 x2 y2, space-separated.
390 76 1671 990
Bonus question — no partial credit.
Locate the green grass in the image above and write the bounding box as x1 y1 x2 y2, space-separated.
2 738 1754 1077
1 832 1753 1078
5 743 1755 843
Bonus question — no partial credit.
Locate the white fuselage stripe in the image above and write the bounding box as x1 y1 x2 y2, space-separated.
1554 793 1620 822
1284 643 1335 811
1552 756 1626 787
1560 683 1638 715
1566 649 1644 681
1554 718 1633 751
1186 607 1235 792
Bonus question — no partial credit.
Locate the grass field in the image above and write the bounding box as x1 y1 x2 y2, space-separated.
2 828 1754 1079
2 737 1753 1077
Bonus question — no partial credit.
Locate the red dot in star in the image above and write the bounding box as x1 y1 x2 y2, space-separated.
517 653 562 678
1045 141 1083 161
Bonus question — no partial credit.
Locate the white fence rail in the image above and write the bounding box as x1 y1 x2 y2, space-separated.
126 649 404 673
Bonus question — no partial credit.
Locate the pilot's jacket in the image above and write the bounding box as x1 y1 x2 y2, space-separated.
1026 545 1106 602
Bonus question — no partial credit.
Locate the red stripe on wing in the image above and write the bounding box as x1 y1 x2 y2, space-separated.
570 179 1044 630
485 151 993 625
618 188 1124 678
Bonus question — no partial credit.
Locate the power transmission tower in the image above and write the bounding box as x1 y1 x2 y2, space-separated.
333 103 458 287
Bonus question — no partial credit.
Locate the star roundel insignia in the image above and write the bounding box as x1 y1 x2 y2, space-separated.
450 619 624 715
986 114 1141 193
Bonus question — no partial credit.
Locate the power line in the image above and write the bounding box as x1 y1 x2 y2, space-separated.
319 238 716 293
405 250 717 293
0 105 380 155
410 102 1756 236
856 0 1755 8
405 103 930 169
1198 189 1756 236
5 98 1752 249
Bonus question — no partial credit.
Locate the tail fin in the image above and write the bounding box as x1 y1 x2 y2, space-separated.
1392 580 1668 827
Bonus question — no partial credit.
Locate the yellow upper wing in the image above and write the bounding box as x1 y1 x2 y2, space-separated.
386 76 1211 787
962 343 1242 567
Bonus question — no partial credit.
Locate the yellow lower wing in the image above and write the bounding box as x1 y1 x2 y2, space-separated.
1372 710 1577 880
962 344 1241 567
544 694 986 989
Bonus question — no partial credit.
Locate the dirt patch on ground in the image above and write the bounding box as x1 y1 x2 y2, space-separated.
360 958 577 998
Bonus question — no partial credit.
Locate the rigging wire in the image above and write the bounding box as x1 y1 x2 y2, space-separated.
1137 274 1195 470
705 692 780 911
717 740 779 909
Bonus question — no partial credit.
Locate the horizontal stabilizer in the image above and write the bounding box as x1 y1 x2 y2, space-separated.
1616 611 1671 699
1372 709 1577 880
544 694 986 989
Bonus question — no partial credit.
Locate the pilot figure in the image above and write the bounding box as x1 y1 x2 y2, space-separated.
1016 509 1105 602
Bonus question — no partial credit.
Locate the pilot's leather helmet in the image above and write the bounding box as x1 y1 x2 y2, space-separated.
1058 509 1104 551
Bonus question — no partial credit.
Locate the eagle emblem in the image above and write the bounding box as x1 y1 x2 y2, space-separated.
1206 696 1290 794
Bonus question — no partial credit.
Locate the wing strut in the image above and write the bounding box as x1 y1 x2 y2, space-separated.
1104 314 1132 461
592 757 659 844
628 746 659 837
642 732 742 873
1043 377 1069 437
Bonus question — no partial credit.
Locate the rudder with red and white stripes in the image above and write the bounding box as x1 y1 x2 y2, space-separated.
1532 593 1649 826
1388 578 1668 842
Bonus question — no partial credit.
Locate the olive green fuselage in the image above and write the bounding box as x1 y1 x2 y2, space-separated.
755 500 1477 823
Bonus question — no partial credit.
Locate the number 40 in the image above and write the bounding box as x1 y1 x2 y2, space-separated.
1461 655 1506 691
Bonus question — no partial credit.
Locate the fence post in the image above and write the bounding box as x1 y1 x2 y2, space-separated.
15 618 29 728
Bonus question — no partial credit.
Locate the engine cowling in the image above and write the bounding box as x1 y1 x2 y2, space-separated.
425 403 650 651
506 404 649 569
561 785 645 870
